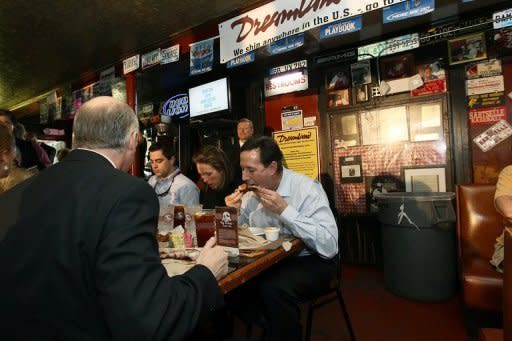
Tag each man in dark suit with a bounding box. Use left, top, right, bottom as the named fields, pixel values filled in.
left=0, top=96, right=228, bottom=340
left=228, top=118, right=254, bottom=183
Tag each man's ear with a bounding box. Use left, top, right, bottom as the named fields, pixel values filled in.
left=268, top=161, right=278, bottom=175
left=128, top=131, right=138, bottom=151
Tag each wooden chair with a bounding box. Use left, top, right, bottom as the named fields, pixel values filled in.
left=455, top=184, right=503, bottom=311
left=304, top=251, right=356, bottom=341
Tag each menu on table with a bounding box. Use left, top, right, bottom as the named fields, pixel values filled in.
left=215, top=206, right=239, bottom=256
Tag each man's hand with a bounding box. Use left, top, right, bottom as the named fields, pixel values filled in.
left=256, top=187, right=287, bottom=214
left=196, top=237, right=228, bottom=280
left=225, top=190, right=243, bottom=209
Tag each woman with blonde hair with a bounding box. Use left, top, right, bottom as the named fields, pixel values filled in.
left=0, top=122, right=33, bottom=194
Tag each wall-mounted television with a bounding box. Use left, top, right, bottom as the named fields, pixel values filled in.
left=188, top=77, right=230, bottom=120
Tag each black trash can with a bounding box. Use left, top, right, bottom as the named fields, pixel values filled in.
left=374, top=192, right=456, bottom=301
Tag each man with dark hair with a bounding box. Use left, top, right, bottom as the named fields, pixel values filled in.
left=0, top=97, right=228, bottom=340
left=148, top=141, right=199, bottom=207
left=226, top=135, right=339, bottom=340
left=0, top=109, right=44, bottom=170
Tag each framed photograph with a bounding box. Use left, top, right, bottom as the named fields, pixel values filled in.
left=408, top=101, right=443, bottom=142
left=403, top=166, right=446, bottom=192
left=340, top=155, right=363, bottom=183
left=380, top=53, right=415, bottom=80
left=354, top=85, right=369, bottom=103
left=448, top=32, right=487, bottom=65
left=331, top=113, right=360, bottom=147
left=325, top=69, right=351, bottom=90
left=350, top=61, right=371, bottom=86
left=327, top=89, right=350, bottom=109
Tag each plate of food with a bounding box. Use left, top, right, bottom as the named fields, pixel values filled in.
left=248, top=227, right=265, bottom=236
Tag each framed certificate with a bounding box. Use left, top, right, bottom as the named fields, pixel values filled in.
left=403, top=166, right=446, bottom=192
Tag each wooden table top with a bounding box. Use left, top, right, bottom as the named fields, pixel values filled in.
left=218, top=238, right=304, bottom=294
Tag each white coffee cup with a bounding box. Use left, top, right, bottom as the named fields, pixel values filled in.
left=264, top=227, right=280, bottom=241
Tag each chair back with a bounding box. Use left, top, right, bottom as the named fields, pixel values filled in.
left=456, top=184, right=502, bottom=262
left=504, top=228, right=512, bottom=341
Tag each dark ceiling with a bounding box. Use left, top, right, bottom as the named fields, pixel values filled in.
left=0, top=0, right=509, bottom=111
left=0, top=0, right=266, bottom=110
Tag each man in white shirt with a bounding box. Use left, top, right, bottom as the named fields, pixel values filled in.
left=225, top=136, right=338, bottom=340
left=147, top=142, right=199, bottom=207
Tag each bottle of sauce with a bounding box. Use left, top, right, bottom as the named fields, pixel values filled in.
left=173, top=205, right=186, bottom=229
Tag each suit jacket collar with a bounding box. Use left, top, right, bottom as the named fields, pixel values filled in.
left=65, top=149, right=116, bottom=169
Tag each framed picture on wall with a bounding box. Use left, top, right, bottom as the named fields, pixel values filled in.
left=403, top=166, right=446, bottom=192
left=354, top=85, right=369, bottom=103
left=380, top=53, right=415, bottom=80
left=448, top=32, right=487, bottom=65
left=331, top=113, right=360, bottom=147
left=340, top=156, right=363, bottom=183
left=350, top=61, right=371, bottom=86
left=325, top=69, right=351, bottom=90
left=327, top=89, right=350, bottom=109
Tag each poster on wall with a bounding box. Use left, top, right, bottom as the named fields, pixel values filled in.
left=466, top=75, right=505, bottom=96
left=469, top=107, right=506, bottom=125
left=340, top=155, right=363, bottom=183
left=468, top=92, right=505, bottom=108
left=465, top=59, right=502, bottom=79
left=272, top=127, right=320, bottom=180
left=189, top=38, right=214, bottom=75
left=473, top=120, right=512, bottom=152
left=281, top=110, right=303, bottom=130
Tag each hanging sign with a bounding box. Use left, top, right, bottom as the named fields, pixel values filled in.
left=218, top=0, right=407, bottom=63
left=493, top=8, right=512, bottom=29
left=190, top=38, right=214, bottom=75
left=314, top=48, right=357, bottom=66
left=358, top=33, right=419, bottom=60
left=382, top=0, right=434, bottom=24
left=264, top=70, right=308, bottom=97
left=162, top=93, right=189, bottom=120
left=469, top=107, right=506, bottom=125
left=320, top=16, right=362, bottom=40
left=123, top=55, right=140, bottom=74
left=268, top=33, right=304, bottom=55
left=142, top=49, right=161, bottom=70
left=226, top=51, right=255, bottom=68
left=272, top=127, right=320, bottom=181
left=161, top=44, right=180, bottom=64
left=269, top=59, right=307, bottom=75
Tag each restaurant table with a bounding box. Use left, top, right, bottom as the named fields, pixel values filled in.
left=218, top=237, right=304, bottom=294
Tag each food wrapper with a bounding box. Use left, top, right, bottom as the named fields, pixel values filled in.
left=170, top=232, right=185, bottom=249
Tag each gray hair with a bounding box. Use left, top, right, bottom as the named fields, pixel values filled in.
left=73, top=96, right=138, bottom=151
